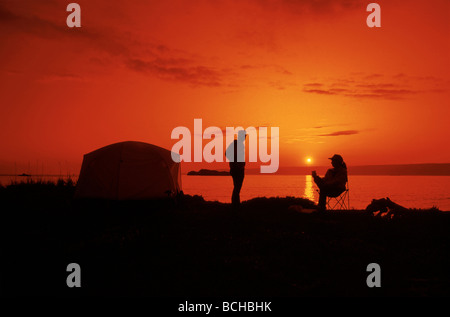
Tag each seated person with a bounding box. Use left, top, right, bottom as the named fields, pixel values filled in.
left=312, top=154, right=348, bottom=212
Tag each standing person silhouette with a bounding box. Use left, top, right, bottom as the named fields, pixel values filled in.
left=226, top=130, right=247, bottom=209
left=312, top=154, right=348, bottom=212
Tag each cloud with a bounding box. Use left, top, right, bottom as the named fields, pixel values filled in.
left=1, top=4, right=283, bottom=88
left=317, top=130, right=359, bottom=137
left=363, top=73, right=383, bottom=80
left=126, top=58, right=223, bottom=87
left=0, top=4, right=229, bottom=87
left=36, top=73, right=87, bottom=83
left=0, top=4, right=130, bottom=56
left=284, top=123, right=357, bottom=144
left=148, top=60, right=295, bottom=88
left=303, top=89, right=336, bottom=95
left=238, top=64, right=294, bottom=89
left=0, top=5, right=65, bottom=38
left=0, top=2, right=335, bottom=90
left=239, top=64, right=293, bottom=76
left=301, top=73, right=446, bottom=100
left=313, top=123, right=349, bottom=129
left=304, top=83, right=323, bottom=88
left=254, top=0, right=361, bottom=16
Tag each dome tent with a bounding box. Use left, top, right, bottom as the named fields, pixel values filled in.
left=75, top=141, right=181, bottom=200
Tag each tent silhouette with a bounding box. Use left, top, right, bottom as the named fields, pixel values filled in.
left=75, top=141, right=181, bottom=200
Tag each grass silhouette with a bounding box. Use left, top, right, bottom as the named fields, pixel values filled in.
left=1, top=180, right=449, bottom=297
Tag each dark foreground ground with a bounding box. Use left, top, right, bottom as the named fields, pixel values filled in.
left=1, top=181, right=449, bottom=297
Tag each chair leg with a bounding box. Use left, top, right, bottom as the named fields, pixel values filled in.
left=327, top=190, right=349, bottom=210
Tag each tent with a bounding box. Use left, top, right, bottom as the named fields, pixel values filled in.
left=75, top=141, right=182, bottom=200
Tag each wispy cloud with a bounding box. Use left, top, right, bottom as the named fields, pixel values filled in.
left=126, top=58, right=224, bottom=87
left=0, top=3, right=298, bottom=89
left=302, top=73, right=446, bottom=100
left=303, top=88, right=336, bottom=95
left=285, top=123, right=362, bottom=144
left=254, top=0, right=361, bottom=16
left=317, top=130, right=359, bottom=137
left=0, top=4, right=128, bottom=56
left=0, top=4, right=228, bottom=87
left=312, top=123, right=350, bottom=129
left=304, top=83, right=323, bottom=88
left=36, top=73, right=87, bottom=83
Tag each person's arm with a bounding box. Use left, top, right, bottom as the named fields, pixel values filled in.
left=225, top=142, right=234, bottom=162
left=312, top=170, right=321, bottom=182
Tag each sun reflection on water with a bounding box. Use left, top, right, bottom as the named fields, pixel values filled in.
left=303, top=174, right=316, bottom=202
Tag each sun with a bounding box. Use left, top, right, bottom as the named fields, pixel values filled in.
left=306, top=157, right=313, bottom=164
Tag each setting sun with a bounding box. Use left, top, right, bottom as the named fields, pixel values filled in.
left=0, top=0, right=448, bottom=299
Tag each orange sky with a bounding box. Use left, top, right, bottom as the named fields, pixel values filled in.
left=0, top=0, right=449, bottom=174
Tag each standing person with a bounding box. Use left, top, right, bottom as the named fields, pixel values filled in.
left=226, top=130, right=247, bottom=209
left=312, top=154, right=348, bottom=212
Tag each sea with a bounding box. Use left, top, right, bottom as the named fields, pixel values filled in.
left=1, top=174, right=449, bottom=211
left=182, top=175, right=450, bottom=211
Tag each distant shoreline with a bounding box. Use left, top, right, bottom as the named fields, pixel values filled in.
left=0, top=174, right=77, bottom=177
left=1, top=163, right=450, bottom=177
left=187, top=163, right=450, bottom=176
left=187, top=169, right=229, bottom=176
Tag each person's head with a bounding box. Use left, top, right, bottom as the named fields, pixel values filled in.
left=329, top=154, right=345, bottom=168
left=237, top=130, right=247, bottom=142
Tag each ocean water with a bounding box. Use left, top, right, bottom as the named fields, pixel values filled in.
left=1, top=174, right=449, bottom=211
left=182, top=175, right=450, bottom=211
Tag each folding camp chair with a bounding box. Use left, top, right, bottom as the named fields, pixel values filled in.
left=326, top=182, right=350, bottom=210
